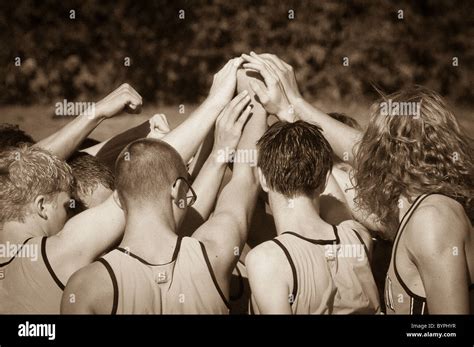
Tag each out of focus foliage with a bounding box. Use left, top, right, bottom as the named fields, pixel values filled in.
left=0, top=0, right=472, bottom=105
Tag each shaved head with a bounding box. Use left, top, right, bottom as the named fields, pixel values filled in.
left=115, top=138, right=187, bottom=210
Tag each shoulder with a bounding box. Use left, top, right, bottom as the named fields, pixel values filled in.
left=405, top=194, right=470, bottom=257
left=61, top=260, right=115, bottom=314
left=246, top=240, right=291, bottom=279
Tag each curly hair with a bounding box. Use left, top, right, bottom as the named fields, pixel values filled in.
left=0, top=145, right=74, bottom=223
left=354, top=86, right=473, bottom=238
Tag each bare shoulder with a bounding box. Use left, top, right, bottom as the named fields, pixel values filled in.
left=61, top=261, right=114, bottom=314
left=405, top=194, right=471, bottom=255
left=246, top=240, right=290, bottom=278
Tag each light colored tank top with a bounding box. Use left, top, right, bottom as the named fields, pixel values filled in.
left=256, top=220, right=380, bottom=314
left=0, top=237, right=65, bottom=313
left=99, top=236, right=230, bottom=314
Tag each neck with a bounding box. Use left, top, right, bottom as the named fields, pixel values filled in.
left=120, top=204, right=178, bottom=264
left=268, top=193, right=333, bottom=238
left=398, top=194, right=417, bottom=222
left=0, top=218, right=47, bottom=245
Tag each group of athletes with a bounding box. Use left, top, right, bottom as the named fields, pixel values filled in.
left=0, top=53, right=472, bottom=314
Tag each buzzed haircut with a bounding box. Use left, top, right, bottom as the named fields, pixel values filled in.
left=68, top=152, right=114, bottom=208
left=115, top=138, right=187, bottom=209
left=0, top=145, right=73, bottom=223
left=257, top=121, right=333, bottom=198
left=0, top=123, right=35, bottom=149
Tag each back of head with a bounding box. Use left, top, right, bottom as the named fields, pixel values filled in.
left=68, top=152, right=115, bottom=210
left=0, top=145, right=73, bottom=223
left=0, top=123, right=35, bottom=150
left=355, top=85, right=474, bottom=232
left=257, top=121, right=333, bottom=198
left=115, top=138, right=187, bottom=210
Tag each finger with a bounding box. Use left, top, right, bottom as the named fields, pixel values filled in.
left=250, top=51, right=280, bottom=80
left=260, top=53, right=286, bottom=71
left=250, top=80, right=271, bottom=106
left=235, top=104, right=253, bottom=131
left=240, top=60, right=277, bottom=88
left=215, top=107, right=227, bottom=125
left=227, top=95, right=251, bottom=125
left=126, top=85, right=143, bottom=103
left=152, top=113, right=170, bottom=132
left=228, top=90, right=249, bottom=110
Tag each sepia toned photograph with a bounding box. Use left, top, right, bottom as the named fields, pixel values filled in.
left=0, top=0, right=472, bottom=344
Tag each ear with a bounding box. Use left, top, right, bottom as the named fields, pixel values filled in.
left=258, top=167, right=270, bottom=193
left=34, top=195, right=49, bottom=220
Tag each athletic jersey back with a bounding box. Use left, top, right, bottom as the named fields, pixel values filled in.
left=0, top=237, right=64, bottom=313
left=258, top=220, right=380, bottom=314
left=385, top=193, right=474, bottom=314
left=99, top=236, right=230, bottom=314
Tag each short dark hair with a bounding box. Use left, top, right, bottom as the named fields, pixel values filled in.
left=0, top=123, right=35, bottom=149
left=68, top=152, right=114, bottom=208
left=115, top=138, right=187, bottom=209
left=257, top=121, right=333, bottom=198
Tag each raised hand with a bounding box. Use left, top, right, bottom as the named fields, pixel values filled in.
left=257, top=53, right=302, bottom=102
left=241, top=52, right=295, bottom=122
left=94, top=83, right=143, bottom=119
left=208, top=57, right=244, bottom=108
left=147, top=113, right=171, bottom=139
left=212, top=90, right=253, bottom=164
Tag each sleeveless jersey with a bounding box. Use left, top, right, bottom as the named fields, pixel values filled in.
left=254, top=220, right=380, bottom=314
left=99, top=236, right=230, bottom=314
left=0, top=237, right=64, bottom=313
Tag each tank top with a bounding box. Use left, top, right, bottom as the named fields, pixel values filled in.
left=255, top=220, right=380, bottom=314
left=99, top=236, right=230, bottom=314
left=0, top=237, right=65, bottom=313
left=385, top=193, right=474, bottom=314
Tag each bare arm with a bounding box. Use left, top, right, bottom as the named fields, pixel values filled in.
left=246, top=243, right=293, bottom=314
left=242, top=52, right=362, bottom=165
left=189, top=92, right=252, bottom=220
left=61, top=262, right=114, bottom=314
left=48, top=193, right=125, bottom=285
left=408, top=202, right=471, bottom=313
left=192, top=69, right=266, bottom=290
left=161, top=58, right=243, bottom=163
left=330, top=166, right=385, bottom=233
left=36, top=83, right=143, bottom=160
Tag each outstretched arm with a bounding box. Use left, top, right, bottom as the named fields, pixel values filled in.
left=47, top=193, right=125, bottom=286
left=161, top=58, right=243, bottom=163
left=242, top=52, right=362, bottom=165
left=189, top=91, right=252, bottom=220
left=36, top=83, right=143, bottom=160
left=193, top=69, right=267, bottom=293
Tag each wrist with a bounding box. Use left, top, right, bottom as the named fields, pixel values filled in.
left=210, top=146, right=235, bottom=167
left=204, top=95, right=228, bottom=111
